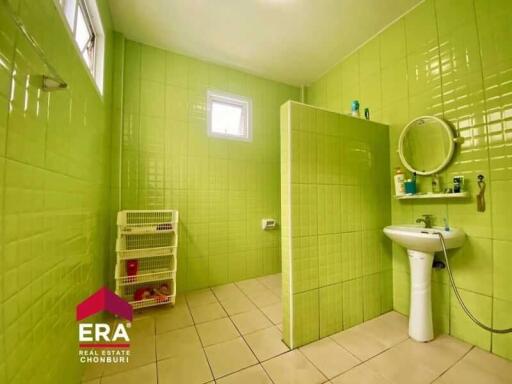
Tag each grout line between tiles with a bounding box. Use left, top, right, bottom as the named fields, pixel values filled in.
left=327, top=335, right=364, bottom=363
left=208, top=285, right=268, bottom=380
left=184, top=288, right=217, bottom=383
left=152, top=314, right=160, bottom=384
left=231, top=278, right=281, bottom=328
left=294, top=347, right=329, bottom=382
left=209, top=281, right=288, bottom=383
left=259, top=359, right=278, bottom=384
left=228, top=279, right=288, bottom=354
left=211, top=285, right=260, bottom=350
left=328, top=335, right=411, bottom=382
left=428, top=345, right=475, bottom=384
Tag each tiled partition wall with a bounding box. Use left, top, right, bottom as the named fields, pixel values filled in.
left=307, top=0, right=512, bottom=359
left=0, top=0, right=114, bottom=383
left=280, top=101, right=391, bottom=348
left=116, top=39, right=300, bottom=291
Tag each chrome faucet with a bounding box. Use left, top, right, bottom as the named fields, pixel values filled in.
left=416, top=214, right=434, bottom=228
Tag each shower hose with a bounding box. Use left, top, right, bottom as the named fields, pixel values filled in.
left=436, top=232, right=512, bottom=334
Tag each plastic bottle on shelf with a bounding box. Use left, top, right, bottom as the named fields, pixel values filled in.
left=394, top=167, right=405, bottom=196
left=351, top=100, right=360, bottom=118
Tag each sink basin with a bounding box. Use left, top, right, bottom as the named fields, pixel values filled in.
left=383, top=224, right=465, bottom=343
left=384, top=225, right=465, bottom=253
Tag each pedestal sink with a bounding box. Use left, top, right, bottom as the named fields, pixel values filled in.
left=383, top=225, right=465, bottom=342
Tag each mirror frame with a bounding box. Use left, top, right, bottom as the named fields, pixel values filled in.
left=398, top=116, right=456, bottom=176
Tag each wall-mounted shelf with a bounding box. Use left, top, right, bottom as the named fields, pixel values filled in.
left=395, top=192, right=469, bottom=200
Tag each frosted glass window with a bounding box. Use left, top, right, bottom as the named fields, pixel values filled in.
left=75, top=6, right=91, bottom=51
left=58, top=0, right=104, bottom=93
left=63, top=0, right=77, bottom=27
left=207, top=91, right=252, bottom=141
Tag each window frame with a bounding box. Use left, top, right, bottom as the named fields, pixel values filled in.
left=76, top=0, right=96, bottom=72
left=56, top=0, right=105, bottom=95
left=207, top=90, right=253, bottom=142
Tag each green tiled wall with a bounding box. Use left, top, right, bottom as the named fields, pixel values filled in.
left=307, top=0, right=512, bottom=359
left=281, top=101, right=391, bottom=348
left=0, top=0, right=114, bottom=383
left=116, top=39, right=300, bottom=292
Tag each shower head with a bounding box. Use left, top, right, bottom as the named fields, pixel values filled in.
left=42, top=75, right=67, bottom=91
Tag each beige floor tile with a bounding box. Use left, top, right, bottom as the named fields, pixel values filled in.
left=155, top=306, right=194, bottom=334
left=216, top=364, right=273, bottom=384
left=367, top=335, right=472, bottom=384
left=260, top=302, right=282, bottom=325
left=100, top=363, right=157, bottom=384
left=231, top=309, right=273, bottom=335
left=257, top=274, right=281, bottom=291
left=256, top=276, right=271, bottom=288
left=212, top=283, right=245, bottom=302
left=124, top=316, right=155, bottom=338
left=221, top=295, right=257, bottom=316
left=262, top=350, right=326, bottom=384
left=157, top=349, right=213, bottom=384
left=331, top=363, right=393, bottom=384
left=330, top=325, right=387, bottom=361
left=173, top=295, right=189, bottom=308
left=300, top=338, right=360, bottom=379
left=101, top=335, right=156, bottom=376
left=433, top=347, right=512, bottom=384
left=236, top=278, right=267, bottom=296
left=186, top=289, right=218, bottom=307
left=244, top=326, right=289, bottom=361
left=196, top=317, right=240, bottom=346
left=268, top=273, right=282, bottom=285
left=247, top=289, right=281, bottom=308
left=357, top=311, right=409, bottom=348
left=156, top=326, right=202, bottom=360
left=330, top=311, right=408, bottom=361
left=433, top=376, right=455, bottom=384
left=82, top=363, right=103, bottom=381
left=190, top=301, right=227, bottom=324
left=82, top=380, right=100, bottom=384
left=205, top=337, right=258, bottom=378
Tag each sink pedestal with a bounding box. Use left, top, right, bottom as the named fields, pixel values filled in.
left=383, top=225, right=465, bottom=342
left=408, top=250, right=434, bottom=342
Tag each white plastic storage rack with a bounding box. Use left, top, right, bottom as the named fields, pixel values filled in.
left=115, top=210, right=178, bottom=310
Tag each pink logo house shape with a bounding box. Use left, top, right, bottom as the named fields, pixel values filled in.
left=77, top=287, right=133, bottom=321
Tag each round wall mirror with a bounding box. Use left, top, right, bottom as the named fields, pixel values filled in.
left=398, top=116, right=458, bottom=176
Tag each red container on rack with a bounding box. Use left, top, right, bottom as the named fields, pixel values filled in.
left=126, top=259, right=138, bottom=282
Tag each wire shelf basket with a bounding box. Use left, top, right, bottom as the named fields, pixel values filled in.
left=129, top=295, right=176, bottom=310
left=120, top=232, right=177, bottom=249
left=117, top=210, right=178, bottom=235
left=116, top=234, right=177, bottom=254
left=118, top=279, right=176, bottom=309
left=115, top=256, right=176, bottom=286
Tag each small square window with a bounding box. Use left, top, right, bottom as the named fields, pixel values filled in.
left=207, top=90, right=252, bottom=141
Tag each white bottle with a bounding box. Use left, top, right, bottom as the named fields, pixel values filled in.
left=394, top=167, right=405, bottom=196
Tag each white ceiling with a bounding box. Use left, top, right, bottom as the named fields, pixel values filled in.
left=108, top=0, right=422, bottom=86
